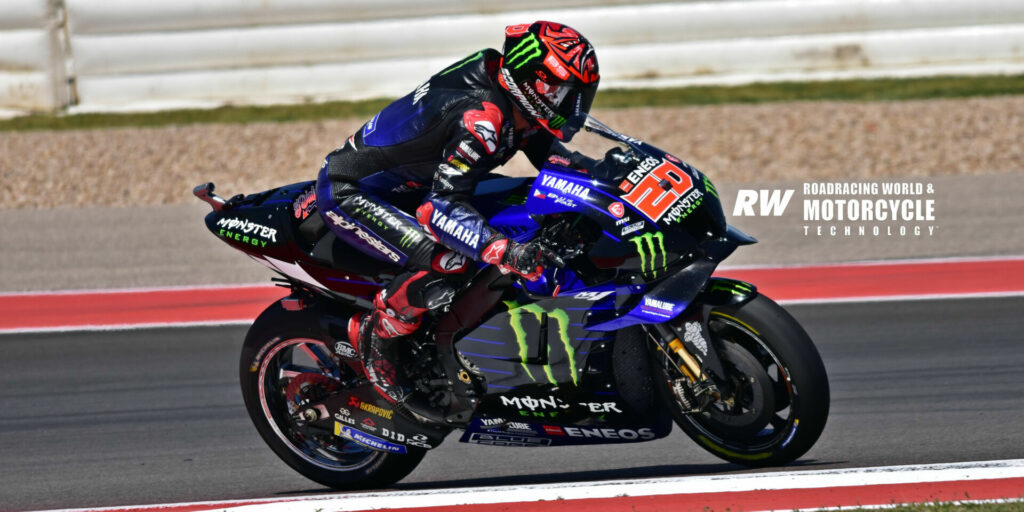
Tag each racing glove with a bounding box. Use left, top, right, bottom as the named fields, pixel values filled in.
left=480, top=235, right=545, bottom=281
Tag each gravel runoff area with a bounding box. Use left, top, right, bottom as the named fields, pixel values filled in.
left=2, top=95, right=1023, bottom=210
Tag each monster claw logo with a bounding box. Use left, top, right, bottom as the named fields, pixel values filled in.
left=503, top=302, right=578, bottom=386
left=441, top=50, right=484, bottom=76
left=399, top=230, right=422, bottom=249
left=710, top=280, right=754, bottom=296
left=506, top=33, right=542, bottom=69
left=703, top=176, right=719, bottom=199
left=549, top=115, right=567, bottom=129
left=629, top=232, right=666, bottom=277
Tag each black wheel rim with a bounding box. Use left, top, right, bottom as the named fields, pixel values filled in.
left=680, top=314, right=800, bottom=456
left=256, top=337, right=381, bottom=471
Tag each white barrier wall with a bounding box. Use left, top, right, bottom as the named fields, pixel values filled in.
left=0, top=0, right=62, bottom=111
left=3, top=0, right=1024, bottom=113
left=63, top=0, right=649, bottom=33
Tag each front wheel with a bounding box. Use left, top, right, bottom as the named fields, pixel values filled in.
left=656, top=294, right=830, bottom=467
left=239, top=302, right=425, bottom=489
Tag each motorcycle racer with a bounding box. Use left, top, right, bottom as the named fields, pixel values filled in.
left=314, top=21, right=601, bottom=407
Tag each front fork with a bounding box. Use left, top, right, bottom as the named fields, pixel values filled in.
left=654, top=321, right=708, bottom=383
left=646, top=277, right=758, bottom=413
left=648, top=314, right=723, bottom=413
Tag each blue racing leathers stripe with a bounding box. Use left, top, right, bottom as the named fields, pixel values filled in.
left=417, top=192, right=499, bottom=260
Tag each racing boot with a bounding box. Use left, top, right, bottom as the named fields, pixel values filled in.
left=359, top=311, right=414, bottom=404
left=358, top=310, right=448, bottom=424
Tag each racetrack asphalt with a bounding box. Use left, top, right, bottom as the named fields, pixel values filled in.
left=2, top=296, right=1023, bottom=511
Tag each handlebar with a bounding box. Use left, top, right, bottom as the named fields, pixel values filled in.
left=193, top=182, right=226, bottom=211
left=537, top=243, right=566, bottom=269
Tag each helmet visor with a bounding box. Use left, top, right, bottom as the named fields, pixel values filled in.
left=543, top=78, right=597, bottom=142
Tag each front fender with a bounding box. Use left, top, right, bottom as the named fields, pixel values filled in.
left=694, top=277, right=758, bottom=307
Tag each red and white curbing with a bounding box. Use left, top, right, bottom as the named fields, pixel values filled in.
left=2, top=256, right=1023, bottom=334
left=716, top=255, right=1024, bottom=305
left=36, top=459, right=1024, bottom=512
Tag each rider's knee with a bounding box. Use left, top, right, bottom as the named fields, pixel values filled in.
left=371, top=309, right=422, bottom=339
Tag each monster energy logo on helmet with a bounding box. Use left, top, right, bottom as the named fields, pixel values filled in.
left=503, top=302, right=578, bottom=386
left=549, top=115, right=567, bottom=129
left=506, top=33, right=542, bottom=69
left=629, top=232, right=666, bottom=278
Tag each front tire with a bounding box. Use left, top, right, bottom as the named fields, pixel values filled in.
left=657, top=294, right=830, bottom=467
left=239, top=302, right=425, bottom=489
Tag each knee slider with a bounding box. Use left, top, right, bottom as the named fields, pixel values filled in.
left=372, top=309, right=422, bottom=339
left=347, top=312, right=365, bottom=347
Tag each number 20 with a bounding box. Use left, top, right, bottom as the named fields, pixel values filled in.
left=621, top=160, right=693, bottom=221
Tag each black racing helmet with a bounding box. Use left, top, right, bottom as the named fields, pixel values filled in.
left=498, top=21, right=600, bottom=142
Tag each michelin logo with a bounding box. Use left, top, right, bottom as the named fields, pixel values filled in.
left=335, top=423, right=406, bottom=454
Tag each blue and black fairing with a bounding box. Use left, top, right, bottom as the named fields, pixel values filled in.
left=468, top=176, right=540, bottom=243
left=456, top=117, right=761, bottom=353
left=199, top=180, right=391, bottom=299
left=201, top=181, right=311, bottom=260
left=458, top=416, right=671, bottom=447
left=450, top=290, right=673, bottom=446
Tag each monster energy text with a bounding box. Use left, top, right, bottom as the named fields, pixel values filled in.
left=629, top=232, right=667, bottom=277
left=216, top=217, right=278, bottom=247
left=350, top=196, right=407, bottom=232
left=520, top=79, right=560, bottom=120
left=662, top=188, right=705, bottom=224
left=500, top=395, right=570, bottom=411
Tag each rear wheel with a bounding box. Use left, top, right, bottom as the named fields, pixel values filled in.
left=239, top=303, right=425, bottom=489
left=656, top=294, right=829, bottom=466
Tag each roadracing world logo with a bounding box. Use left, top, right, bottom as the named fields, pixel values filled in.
left=732, top=182, right=937, bottom=237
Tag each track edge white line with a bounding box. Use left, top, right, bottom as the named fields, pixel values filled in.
left=30, top=459, right=1024, bottom=512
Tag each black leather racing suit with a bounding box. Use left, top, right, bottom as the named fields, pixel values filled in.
left=314, top=49, right=586, bottom=343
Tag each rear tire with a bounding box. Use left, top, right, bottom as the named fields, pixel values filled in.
left=239, top=302, right=425, bottom=489
left=656, top=294, right=829, bottom=467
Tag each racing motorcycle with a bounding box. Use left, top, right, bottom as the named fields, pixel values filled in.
left=195, top=116, right=829, bottom=489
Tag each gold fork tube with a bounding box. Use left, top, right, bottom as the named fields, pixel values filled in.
left=668, top=338, right=703, bottom=382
